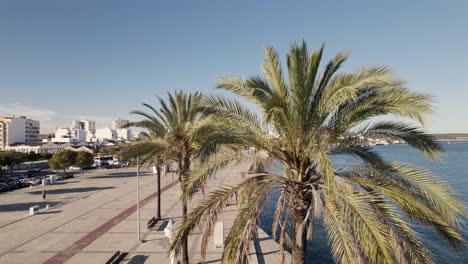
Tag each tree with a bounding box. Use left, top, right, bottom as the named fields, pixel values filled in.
left=0, top=150, right=26, bottom=176
left=170, top=41, right=464, bottom=263
left=75, top=152, right=94, bottom=176
left=26, top=151, right=40, bottom=162
left=131, top=91, right=217, bottom=264
left=49, top=150, right=77, bottom=174
left=99, top=146, right=120, bottom=156
left=39, top=153, right=53, bottom=160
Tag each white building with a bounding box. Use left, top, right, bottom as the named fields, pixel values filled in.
left=95, top=127, right=117, bottom=142
left=112, top=119, right=129, bottom=129
left=132, top=131, right=147, bottom=140
left=116, top=128, right=133, bottom=141
left=0, top=116, right=40, bottom=150
left=72, top=119, right=96, bottom=141
left=51, top=127, right=87, bottom=143
left=6, top=142, right=70, bottom=154
left=72, top=120, right=96, bottom=133
left=51, top=120, right=95, bottom=143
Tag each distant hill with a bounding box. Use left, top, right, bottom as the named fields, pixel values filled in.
left=431, top=134, right=468, bottom=141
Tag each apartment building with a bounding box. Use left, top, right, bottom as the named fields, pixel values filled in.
left=0, top=116, right=40, bottom=150
left=51, top=120, right=96, bottom=143
left=95, top=127, right=117, bottom=141
left=52, top=127, right=87, bottom=143
left=112, top=118, right=129, bottom=129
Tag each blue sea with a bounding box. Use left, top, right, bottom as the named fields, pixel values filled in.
left=258, top=142, right=468, bottom=263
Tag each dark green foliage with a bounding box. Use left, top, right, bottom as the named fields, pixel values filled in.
left=75, top=151, right=94, bottom=176
left=75, top=152, right=94, bottom=169
left=0, top=150, right=27, bottom=176
left=39, top=153, right=53, bottom=160
left=48, top=150, right=77, bottom=172
left=26, top=151, right=40, bottom=162
left=99, top=146, right=120, bottom=156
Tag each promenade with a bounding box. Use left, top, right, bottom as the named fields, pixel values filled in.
left=0, top=164, right=289, bottom=263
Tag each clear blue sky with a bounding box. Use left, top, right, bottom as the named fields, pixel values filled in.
left=0, top=0, right=467, bottom=133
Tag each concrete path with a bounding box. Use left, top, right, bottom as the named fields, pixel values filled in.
left=121, top=162, right=291, bottom=264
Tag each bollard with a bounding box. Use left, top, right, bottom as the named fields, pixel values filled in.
left=46, top=204, right=49, bottom=210
left=214, top=221, right=224, bottom=248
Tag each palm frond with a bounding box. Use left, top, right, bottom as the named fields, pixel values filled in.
left=332, top=188, right=393, bottom=264
left=169, top=174, right=274, bottom=258
left=182, top=150, right=251, bottom=202
left=223, top=178, right=276, bottom=263
left=344, top=165, right=464, bottom=251
left=355, top=121, right=443, bottom=160
left=323, top=196, right=355, bottom=264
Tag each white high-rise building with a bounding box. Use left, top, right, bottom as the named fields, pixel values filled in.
left=72, top=120, right=95, bottom=132
left=0, top=116, right=40, bottom=150
left=95, top=127, right=117, bottom=142
left=112, top=118, right=129, bottom=129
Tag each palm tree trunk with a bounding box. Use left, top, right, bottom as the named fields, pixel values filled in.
left=179, top=143, right=192, bottom=264
left=291, top=214, right=307, bottom=264
left=182, top=198, right=189, bottom=264
left=289, top=186, right=309, bottom=264
left=156, top=165, right=161, bottom=219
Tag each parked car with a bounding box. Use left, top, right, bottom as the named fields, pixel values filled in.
left=19, top=178, right=40, bottom=185
left=102, top=163, right=114, bottom=169
left=0, top=183, right=10, bottom=192
left=6, top=181, right=20, bottom=190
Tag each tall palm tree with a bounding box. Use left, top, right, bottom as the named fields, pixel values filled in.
left=170, top=41, right=464, bottom=264
left=130, top=91, right=217, bottom=264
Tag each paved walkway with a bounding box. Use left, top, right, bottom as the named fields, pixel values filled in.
left=0, top=164, right=289, bottom=264
left=120, top=162, right=290, bottom=264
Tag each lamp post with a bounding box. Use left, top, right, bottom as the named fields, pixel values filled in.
left=136, top=154, right=141, bottom=242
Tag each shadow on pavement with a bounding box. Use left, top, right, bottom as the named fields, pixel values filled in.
left=128, top=255, right=149, bottom=264
left=53, top=181, right=80, bottom=185
left=27, top=187, right=114, bottom=195
left=90, top=172, right=152, bottom=179
left=0, top=201, right=61, bottom=212
left=39, top=210, right=62, bottom=215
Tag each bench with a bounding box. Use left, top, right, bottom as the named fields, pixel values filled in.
left=105, top=251, right=128, bottom=264
left=29, top=205, right=40, bottom=216
left=105, top=251, right=120, bottom=264
left=147, top=216, right=158, bottom=229
left=114, top=252, right=128, bottom=263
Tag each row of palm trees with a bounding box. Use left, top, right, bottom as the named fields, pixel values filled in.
left=121, top=41, right=464, bottom=264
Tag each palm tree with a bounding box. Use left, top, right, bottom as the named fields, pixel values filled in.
left=170, top=41, right=464, bottom=263
left=130, top=91, right=217, bottom=264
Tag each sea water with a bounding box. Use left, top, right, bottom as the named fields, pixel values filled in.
left=258, top=143, right=468, bottom=263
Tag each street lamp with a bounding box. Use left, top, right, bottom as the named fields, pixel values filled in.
left=136, top=154, right=141, bottom=242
